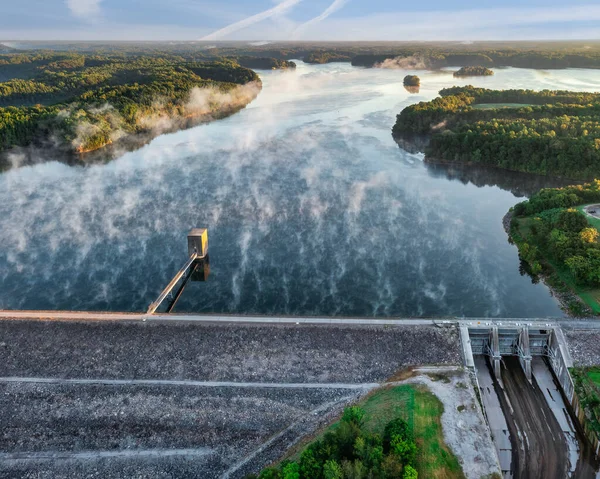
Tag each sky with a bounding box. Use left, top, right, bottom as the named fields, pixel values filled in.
left=2, top=0, right=600, bottom=41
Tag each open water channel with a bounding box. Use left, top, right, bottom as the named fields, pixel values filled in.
left=2, top=62, right=600, bottom=315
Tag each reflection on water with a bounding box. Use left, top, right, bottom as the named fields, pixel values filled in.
left=424, top=163, right=576, bottom=199
left=2, top=63, right=599, bottom=316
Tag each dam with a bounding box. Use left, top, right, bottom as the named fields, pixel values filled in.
left=0, top=313, right=599, bottom=478
left=464, top=325, right=600, bottom=478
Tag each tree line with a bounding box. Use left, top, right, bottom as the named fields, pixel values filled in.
left=393, top=86, right=600, bottom=180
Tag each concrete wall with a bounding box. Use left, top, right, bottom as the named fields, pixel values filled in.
left=548, top=329, right=600, bottom=459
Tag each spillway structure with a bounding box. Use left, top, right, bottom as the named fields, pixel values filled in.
left=462, top=324, right=599, bottom=479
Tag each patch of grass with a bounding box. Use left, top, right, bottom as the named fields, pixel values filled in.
left=361, top=385, right=465, bottom=479
left=472, top=103, right=532, bottom=110
left=587, top=368, right=600, bottom=387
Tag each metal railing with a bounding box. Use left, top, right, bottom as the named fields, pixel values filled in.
left=147, top=251, right=198, bottom=315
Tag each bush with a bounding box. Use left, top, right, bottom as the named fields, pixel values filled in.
left=342, top=406, right=365, bottom=427
left=383, top=418, right=413, bottom=451
left=403, top=464, right=419, bottom=479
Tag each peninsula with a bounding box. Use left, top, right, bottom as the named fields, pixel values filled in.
left=392, top=86, right=600, bottom=180
left=0, top=53, right=261, bottom=169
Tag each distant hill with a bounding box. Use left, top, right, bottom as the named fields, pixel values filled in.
left=0, top=44, right=16, bottom=53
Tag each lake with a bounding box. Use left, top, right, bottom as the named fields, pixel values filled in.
left=2, top=62, right=600, bottom=316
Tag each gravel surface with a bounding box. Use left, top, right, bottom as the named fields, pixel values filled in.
left=406, top=371, right=501, bottom=479
left=565, top=330, right=600, bottom=366
left=0, top=382, right=356, bottom=478
left=0, top=320, right=461, bottom=478
left=0, top=321, right=461, bottom=382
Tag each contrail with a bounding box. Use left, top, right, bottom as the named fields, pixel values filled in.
left=199, top=0, right=303, bottom=41
left=293, top=0, right=348, bottom=37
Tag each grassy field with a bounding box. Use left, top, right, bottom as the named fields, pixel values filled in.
left=513, top=216, right=600, bottom=314
left=472, top=103, right=533, bottom=110
left=361, top=385, right=465, bottom=479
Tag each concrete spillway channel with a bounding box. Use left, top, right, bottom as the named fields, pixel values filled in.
left=462, top=326, right=599, bottom=479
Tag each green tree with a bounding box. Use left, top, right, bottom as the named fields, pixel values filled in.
left=342, top=406, right=365, bottom=427
left=341, top=459, right=365, bottom=479
left=565, top=255, right=591, bottom=283
left=383, top=418, right=413, bottom=452
left=323, top=460, right=343, bottom=479
left=403, top=464, right=418, bottom=479
left=354, top=433, right=384, bottom=470
left=299, top=444, right=322, bottom=478
left=258, top=467, right=281, bottom=479
left=390, top=434, right=417, bottom=466
left=281, top=461, right=300, bottom=479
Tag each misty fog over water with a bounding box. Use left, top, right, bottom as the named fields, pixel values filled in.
left=2, top=62, right=600, bottom=316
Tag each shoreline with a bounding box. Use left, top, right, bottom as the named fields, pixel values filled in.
left=0, top=82, right=262, bottom=171
left=424, top=156, right=589, bottom=182
left=393, top=131, right=591, bottom=182
left=502, top=210, right=593, bottom=318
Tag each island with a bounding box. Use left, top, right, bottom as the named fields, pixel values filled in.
left=392, top=86, right=600, bottom=180
left=0, top=53, right=261, bottom=169
left=508, top=180, right=600, bottom=316
left=453, top=66, right=494, bottom=77
left=403, top=75, right=420, bottom=86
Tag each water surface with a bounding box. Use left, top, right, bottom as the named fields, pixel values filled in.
left=2, top=63, right=599, bottom=316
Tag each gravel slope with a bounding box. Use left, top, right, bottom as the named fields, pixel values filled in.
left=0, top=320, right=461, bottom=478
left=0, top=321, right=461, bottom=382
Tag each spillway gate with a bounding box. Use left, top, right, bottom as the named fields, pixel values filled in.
left=467, top=326, right=554, bottom=383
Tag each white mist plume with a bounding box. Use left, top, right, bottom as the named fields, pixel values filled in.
left=65, top=0, right=102, bottom=18
left=200, top=0, right=302, bottom=40
left=375, top=55, right=429, bottom=70
left=293, top=0, right=348, bottom=38
left=137, top=82, right=261, bottom=133
left=0, top=63, right=571, bottom=317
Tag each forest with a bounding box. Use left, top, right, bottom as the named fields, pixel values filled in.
left=0, top=51, right=260, bottom=168
left=6, top=41, right=600, bottom=70
left=393, top=86, right=600, bottom=180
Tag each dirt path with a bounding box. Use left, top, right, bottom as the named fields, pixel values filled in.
left=498, top=357, right=569, bottom=479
